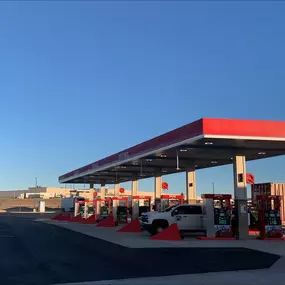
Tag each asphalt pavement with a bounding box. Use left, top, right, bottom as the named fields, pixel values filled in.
left=0, top=214, right=280, bottom=285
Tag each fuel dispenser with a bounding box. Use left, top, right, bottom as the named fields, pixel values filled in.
left=74, top=197, right=85, bottom=217
left=89, top=197, right=112, bottom=220
left=202, top=194, right=232, bottom=238
left=160, top=194, right=184, bottom=211
left=256, top=194, right=283, bottom=239
left=81, top=198, right=113, bottom=221
left=99, top=198, right=112, bottom=218
left=132, top=195, right=152, bottom=219
left=113, top=197, right=129, bottom=224
left=83, top=200, right=96, bottom=219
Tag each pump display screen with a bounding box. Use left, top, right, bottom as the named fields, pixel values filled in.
left=214, top=208, right=231, bottom=225
left=117, top=206, right=127, bottom=222
left=101, top=206, right=108, bottom=215
left=265, top=210, right=281, bottom=226
left=219, top=219, right=227, bottom=225
left=265, top=212, right=282, bottom=234
left=79, top=205, right=85, bottom=214
left=88, top=207, right=94, bottom=215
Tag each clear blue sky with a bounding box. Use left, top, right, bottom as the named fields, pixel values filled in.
left=0, top=1, right=285, bottom=194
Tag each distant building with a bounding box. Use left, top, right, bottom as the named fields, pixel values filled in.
left=0, top=189, right=42, bottom=199
left=28, top=187, right=72, bottom=198
left=13, top=186, right=202, bottom=203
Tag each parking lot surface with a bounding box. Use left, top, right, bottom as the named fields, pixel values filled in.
left=0, top=214, right=280, bottom=285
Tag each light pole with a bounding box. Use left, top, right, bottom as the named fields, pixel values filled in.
left=35, top=177, right=38, bottom=188
left=212, top=182, right=215, bottom=195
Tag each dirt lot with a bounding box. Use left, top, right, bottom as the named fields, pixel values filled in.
left=0, top=198, right=61, bottom=211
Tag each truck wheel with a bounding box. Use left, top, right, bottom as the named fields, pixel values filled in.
left=156, top=225, right=165, bottom=233
left=152, top=220, right=169, bottom=235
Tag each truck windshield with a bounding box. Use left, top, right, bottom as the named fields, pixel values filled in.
left=162, top=205, right=177, bottom=212
left=76, top=197, right=85, bottom=202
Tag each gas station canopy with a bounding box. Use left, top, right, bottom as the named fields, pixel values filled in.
left=59, top=118, right=285, bottom=185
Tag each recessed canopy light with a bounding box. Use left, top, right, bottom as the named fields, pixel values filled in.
left=258, top=152, right=266, bottom=155
left=211, top=161, right=218, bottom=164
left=160, top=153, right=167, bottom=158
left=132, top=161, right=139, bottom=165
left=162, top=170, right=168, bottom=173
left=146, top=159, right=153, bottom=162
left=195, top=165, right=198, bottom=168
left=230, top=157, right=233, bottom=160
left=205, top=142, right=213, bottom=145
left=117, top=166, right=127, bottom=169
left=180, top=149, right=188, bottom=152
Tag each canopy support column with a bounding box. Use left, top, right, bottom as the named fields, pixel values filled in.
left=113, top=183, right=120, bottom=222
left=154, top=175, right=162, bottom=211
left=186, top=169, right=196, bottom=203
left=233, top=155, right=248, bottom=240
left=131, top=180, right=139, bottom=220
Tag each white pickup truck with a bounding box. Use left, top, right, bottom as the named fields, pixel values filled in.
left=141, top=204, right=205, bottom=235
left=61, top=196, right=85, bottom=212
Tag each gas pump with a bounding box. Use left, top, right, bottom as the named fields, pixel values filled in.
left=132, top=195, right=152, bottom=219
left=202, top=194, right=232, bottom=238
left=74, top=197, right=85, bottom=217
left=83, top=199, right=96, bottom=219
left=80, top=198, right=112, bottom=222
left=160, top=194, right=184, bottom=211
left=94, top=198, right=112, bottom=219
left=256, top=195, right=283, bottom=239
left=113, top=197, right=129, bottom=224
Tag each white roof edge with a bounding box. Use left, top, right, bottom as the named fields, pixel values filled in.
left=204, top=134, right=285, bottom=141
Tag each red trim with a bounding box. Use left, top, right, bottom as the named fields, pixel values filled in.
left=201, top=194, right=232, bottom=199
left=133, top=195, right=152, bottom=199
left=161, top=194, right=184, bottom=200
left=203, top=118, right=285, bottom=138
left=60, top=118, right=285, bottom=181
left=93, top=198, right=112, bottom=202
left=249, top=227, right=260, bottom=236
left=256, top=194, right=281, bottom=200
left=113, top=196, right=128, bottom=201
